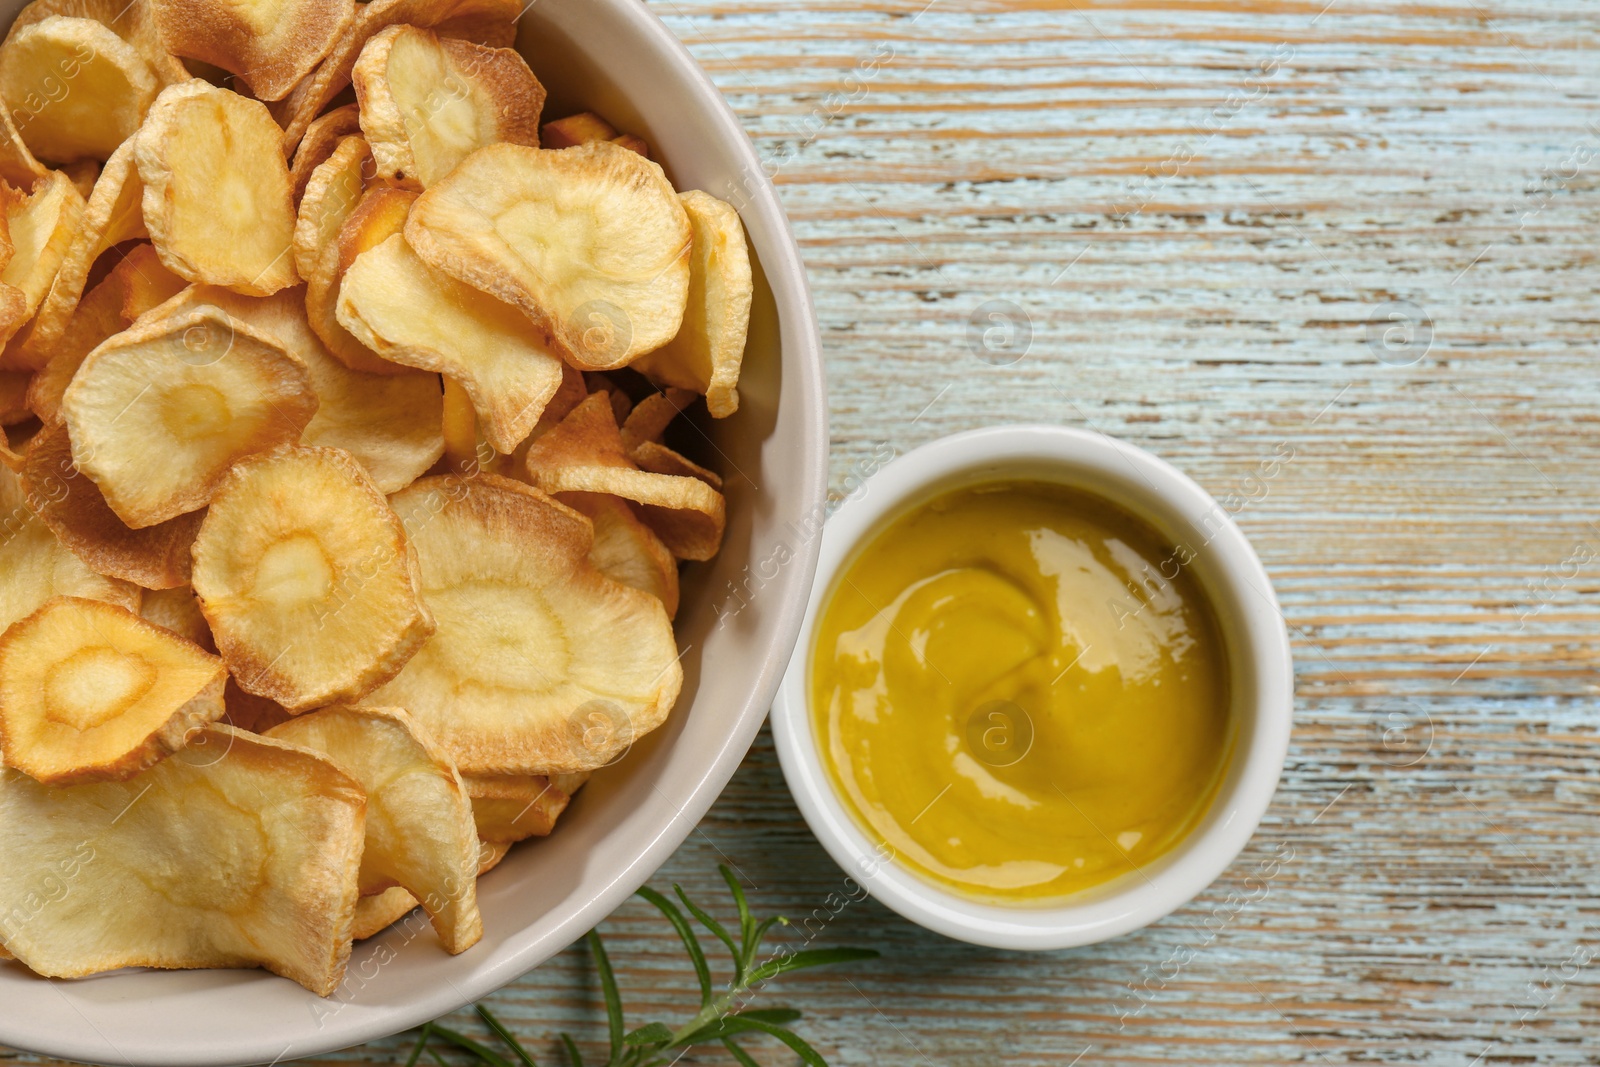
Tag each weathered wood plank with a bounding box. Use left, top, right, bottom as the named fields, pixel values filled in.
left=8, top=0, right=1600, bottom=1063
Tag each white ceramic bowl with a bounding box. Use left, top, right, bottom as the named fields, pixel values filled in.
left=772, top=426, right=1293, bottom=950
left=0, top=3, right=826, bottom=1064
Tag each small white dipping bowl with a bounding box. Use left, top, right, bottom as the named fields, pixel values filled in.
left=771, top=425, right=1294, bottom=950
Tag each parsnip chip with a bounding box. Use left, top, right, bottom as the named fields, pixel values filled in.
left=352, top=887, right=418, bottom=941
left=139, top=584, right=212, bottom=649
left=338, top=232, right=564, bottom=453
left=0, top=596, right=227, bottom=784
left=366, top=474, right=681, bottom=774
left=0, top=103, right=46, bottom=189
left=584, top=372, right=632, bottom=424
left=28, top=244, right=184, bottom=421
left=631, top=191, right=751, bottom=418
left=293, top=134, right=369, bottom=288
left=609, top=134, right=650, bottom=159
left=463, top=772, right=570, bottom=843
left=440, top=375, right=479, bottom=473
left=0, top=459, right=139, bottom=632
left=540, top=112, right=649, bottom=160
left=2, top=0, right=188, bottom=88
left=273, top=0, right=522, bottom=154
left=192, top=445, right=434, bottom=712
left=295, top=137, right=411, bottom=377
left=157, top=284, right=444, bottom=493
left=406, top=142, right=691, bottom=370
left=21, top=422, right=205, bottom=588
left=135, top=81, right=297, bottom=296
left=267, top=705, right=481, bottom=954
left=562, top=491, right=679, bottom=618
left=116, top=239, right=186, bottom=318
left=151, top=0, right=354, bottom=102
left=353, top=25, right=544, bottom=190
left=524, top=392, right=725, bottom=561
left=633, top=440, right=723, bottom=489
left=619, top=386, right=695, bottom=452
left=0, top=170, right=84, bottom=350
left=353, top=838, right=506, bottom=941
left=61, top=305, right=318, bottom=527
left=550, top=770, right=590, bottom=797
left=9, top=139, right=146, bottom=369
left=540, top=111, right=615, bottom=148
left=289, top=103, right=361, bottom=203
left=0, top=724, right=365, bottom=995
left=335, top=184, right=415, bottom=274
left=0, top=16, right=158, bottom=164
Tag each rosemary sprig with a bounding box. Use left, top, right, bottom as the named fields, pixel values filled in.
left=404, top=865, right=876, bottom=1066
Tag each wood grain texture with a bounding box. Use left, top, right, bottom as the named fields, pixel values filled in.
left=9, top=0, right=1600, bottom=1064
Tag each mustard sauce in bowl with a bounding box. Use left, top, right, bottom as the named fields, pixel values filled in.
left=810, top=481, right=1232, bottom=904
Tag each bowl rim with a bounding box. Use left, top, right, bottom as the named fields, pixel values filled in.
left=0, top=1, right=828, bottom=1063
left=770, top=424, right=1293, bottom=950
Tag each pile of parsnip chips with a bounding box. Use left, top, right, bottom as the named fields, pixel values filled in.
left=0, top=0, right=752, bottom=996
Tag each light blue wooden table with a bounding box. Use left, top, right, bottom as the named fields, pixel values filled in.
left=11, top=0, right=1600, bottom=1063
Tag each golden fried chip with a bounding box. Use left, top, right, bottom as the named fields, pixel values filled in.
left=0, top=723, right=365, bottom=995
left=267, top=705, right=481, bottom=954
left=561, top=491, right=678, bottom=618
left=135, top=81, right=297, bottom=296
left=157, top=284, right=444, bottom=493
left=289, top=103, right=361, bottom=203
left=0, top=596, right=227, bottom=784
left=584, top=372, right=632, bottom=424
left=539, top=112, right=649, bottom=161
left=462, top=772, right=570, bottom=843
left=274, top=0, right=522, bottom=154
left=353, top=838, right=506, bottom=941
left=353, top=25, right=544, bottom=190
left=293, top=134, right=369, bottom=288
left=335, top=184, right=415, bottom=274
left=192, top=445, right=434, bottom=712
left=151, top=0, right=354, bottom=102
left=2, top=0, right=188, bottom=87
left=407, top=142, right=690, bottom=370
left=27, top=244, right=184, bottom=421
left=524, top=392, right=725, bottom=560
left=609, top=134, right=650, bottom=159
left=0, top=16, right=158, bottom=164
left=630, top=191, right=751, bottom=418
left=295, top=137, right=412, bottom=377
left=0, top=103, right=46, bottom=190
left=550, top=770, right=590, bottom=796
left=21, top=418, right=205, bottom=589
left=0, top=458, right=139, bottom=631
left=8, top=139, right=146, bottom=368
left=352, top=887, right=417, bottom=941
left=540, top=111, right=615, bottom=148
left=338, top=232, right=564, bottom=453
left=632, top=440, right=723, bottom=489
left=116, top=240, right=187, bottom=318
left=61, top=305, right=318, bottom=527
left=440, top=375, right=478, bottom=472
left=619, top=386, right=694, bottom=452
left=0, top=170, right=84, bottom=350
left=366, top=474, right=681, bottom=774
left=139, top=584, right=211, bottom=649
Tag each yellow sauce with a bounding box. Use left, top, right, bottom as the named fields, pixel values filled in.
left=811, top=482, right=1232, bottom=903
